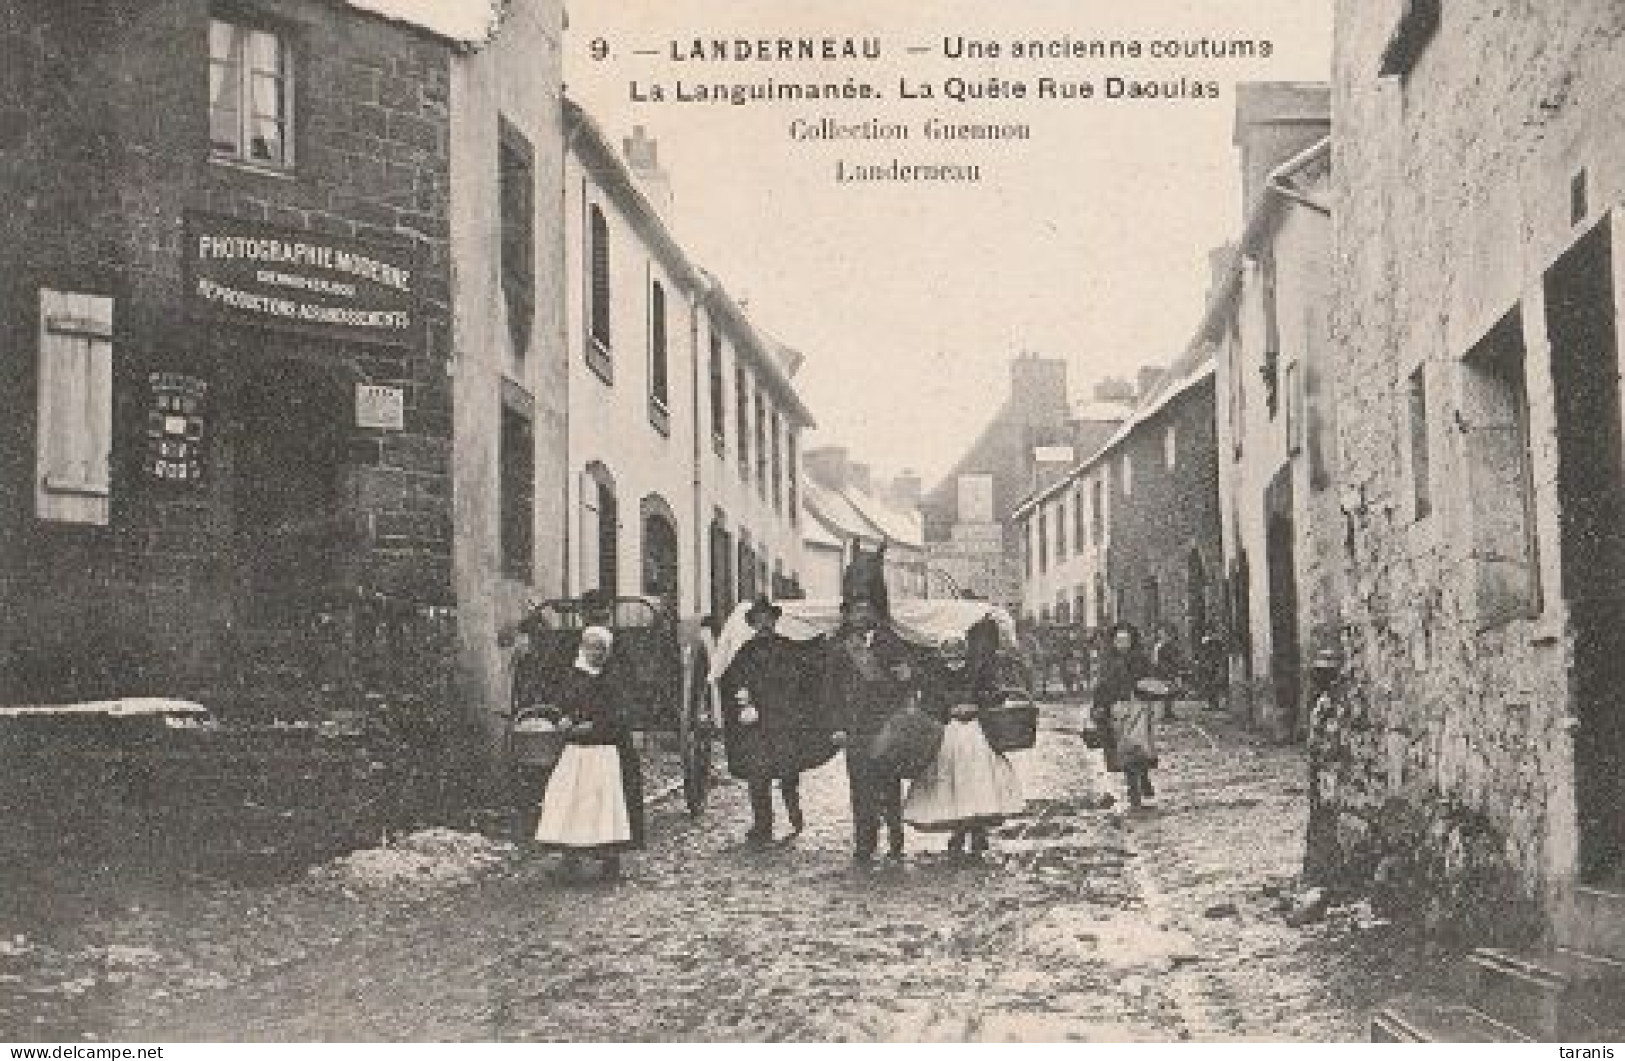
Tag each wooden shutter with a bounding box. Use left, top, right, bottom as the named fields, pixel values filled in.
left=36, top=289, right=113, bottom=525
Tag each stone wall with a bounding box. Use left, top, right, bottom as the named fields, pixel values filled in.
left=0, top=0, right=456, bottom=708
left=1309, top=0, right=1625, bottom=941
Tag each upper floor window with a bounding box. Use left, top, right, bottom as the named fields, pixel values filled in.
left=708, top=327, right=725, bottom=453
left=1054, top=498, right=1067, bottom=561
left=770, top=410, right=783, bottom=512
left=209, top=16, right=292, bottom=169
left=1408, top=365, right=1432, bottom=520
left=1121, top=451, right=1134, bottom=497
left=648, top=279, right=669, bottom=431
left=1090, top=477, right=1104, bottom=542
left=754, top=391, right=767, bottom=496
left=498, top=119, right=534, bottom=356
left=736, top=366, right=751, bottom=481
left=1164, top=424, right=1178, bottom=469
left=587, top=204, right=611, bottom=379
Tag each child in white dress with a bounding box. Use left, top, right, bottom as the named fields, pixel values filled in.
left=904, top=632, right=1024, bottom=856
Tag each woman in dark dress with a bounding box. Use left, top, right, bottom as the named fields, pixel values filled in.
left=1092, top=621, right=1157, bottom=808
left=534, top=626, right=645, bottom=879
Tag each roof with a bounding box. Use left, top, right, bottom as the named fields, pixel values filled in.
left=339, top=0, right=503, bottom=46
left=1012, top=357, right=1216, bottom=519
left=1010, top=133, right=1331, bottom=522
left=843, top=486, right=924, bottom=550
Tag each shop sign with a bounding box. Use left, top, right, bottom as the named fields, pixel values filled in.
left=185, top=214, right=420, bottom=347
left=356, top=384, right=406, bottom=431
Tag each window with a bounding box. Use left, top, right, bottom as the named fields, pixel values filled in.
left=709, top=513, right=734, bottom=617
left=1074, top=485, right=1087, bottom=549
left=499, top=397, right=534, bottom=581
left=641, top=495, right=679, bottom=604
left=648, top=279, right=669, bottom=431
left=581, top=463, right=617, bottom=593
left=1121, top=452, right=1134, bottom=497
left=709, top=328, right=725, bottom=453
left=754, top=391, right=767, bottom=497
left=737, top=534, right=756, bottom=600
left=35, top=289, right=113, bottom=525
left=1284, top=362, right=1302, bottom=456
left=771, top=411, right=783, bottom=512
left=1261, top=249, right=1281, bottom=418
left=209, top=16, right=292, bottom=168
left=787, top=430, right=799, bottom=523
left=1024, top=520, right=1035, bottom=578
left=1143, top=576, right=1161, bottom=630
left=498, top=119, right=534, bottom=356
left=1464, top=309, right=1543, bottom=626
left=1091, top=477, right=1104, bottom=543
left=1408, top=365, right=1432, bottom=520
left=1054, top=498, right=1068, bottom=561
left=1037, top=510, right=1049, bottom=572
left=587, top=204, right=611, bottom=378
left=1164, top=424, right=1178, bottom=469
left=736, top=367, right=750, bottom=481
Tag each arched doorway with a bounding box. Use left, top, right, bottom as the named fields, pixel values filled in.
left=640, top=493, right=679, bottom=611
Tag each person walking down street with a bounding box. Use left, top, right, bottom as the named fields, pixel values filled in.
left=533, top=626, right=645, bottom=880
left=721, top=597, right=836, bottom=846
left=1195, top=630, right=1228, bottom=713
left=824, top=597, right=916, bottom=865
left=1151, top=625, right=1184, bottom=722
left=903, top=622, right=1024, bottom=858
left=1093, top=622, right=1156, bottom=808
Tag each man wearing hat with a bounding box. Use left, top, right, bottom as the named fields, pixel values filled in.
left=721, top=596, right=833, bottom=845
left=823, top=595, right=916, bottom=863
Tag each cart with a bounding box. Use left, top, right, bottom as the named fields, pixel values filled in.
left=507, top=595, right=719, bottom=816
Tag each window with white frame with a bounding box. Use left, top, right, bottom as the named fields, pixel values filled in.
left=35, top=289, right=114, bottom=525
left=209, top=15, right=292, bottom=168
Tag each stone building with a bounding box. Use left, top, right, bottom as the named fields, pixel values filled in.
left=1016, top=357, right=1221, bottom=648
left=1313, top=0, right=1625, bottom=944
left=921, top=354, right=1122, bottom=609
left=562, top=104, right=814, bottom=625
left=0, top=1, right=534, bottom=731
left=801, top=446, right=926, bottom=601
left=1206, top=83, right=1337, bottom=739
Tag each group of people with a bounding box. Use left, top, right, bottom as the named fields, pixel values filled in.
left=1029, top=621, right=1228, bottom=719
left=527, top=587, right=1029, bottom=879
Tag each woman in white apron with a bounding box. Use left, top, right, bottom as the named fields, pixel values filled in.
left=535, top=626, right=636, bottom=879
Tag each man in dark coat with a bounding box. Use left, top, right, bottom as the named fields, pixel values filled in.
left=721, top=597, right=834, bottom=845
left=824, top=597, right=916, bottom=863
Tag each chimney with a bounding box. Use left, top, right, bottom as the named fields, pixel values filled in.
left=802, top=445, right=848, bottom=491
left=622, top=125, right=674, bottom=219
left=890, top=470, right=922, bottom=509
left=1010, top=354, right=1069, bottom=428
left=1232, top=82, right=1330, bottom=215
left=848, top=462, right=873, bottom=496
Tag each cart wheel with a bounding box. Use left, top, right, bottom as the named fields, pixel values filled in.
left=679, top=644, right=713, bottom=816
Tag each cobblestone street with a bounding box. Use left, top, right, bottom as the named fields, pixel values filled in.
left=2, top=706, right=1437, bottom=1042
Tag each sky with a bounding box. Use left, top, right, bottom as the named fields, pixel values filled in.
left=563, top=1, right=1333, bottom=488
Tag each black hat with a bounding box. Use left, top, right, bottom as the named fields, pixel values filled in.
left=745, top=596, right=782, bottom=623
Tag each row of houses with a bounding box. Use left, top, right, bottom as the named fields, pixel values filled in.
left=1015, top=6, right=1625, bottom=952
left=0, top=1, right=924, bottom=755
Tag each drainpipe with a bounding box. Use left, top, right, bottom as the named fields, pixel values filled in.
left=690, top=288, right=705, bottom=617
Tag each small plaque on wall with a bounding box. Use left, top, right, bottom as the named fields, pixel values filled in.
left=356, top=384, right=405, bottom=431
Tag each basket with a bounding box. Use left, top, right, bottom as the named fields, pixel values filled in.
left=510, top=717, right=567, bottom=770
left=979, top=700, right=1039, bottom=753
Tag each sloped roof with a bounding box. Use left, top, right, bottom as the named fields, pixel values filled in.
left=843, top=487, right=924, bottom=550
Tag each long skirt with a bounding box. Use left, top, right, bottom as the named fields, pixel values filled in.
left=904, top=720, right=1024, bottom=831
left=535, top=744, right=632, bottom=851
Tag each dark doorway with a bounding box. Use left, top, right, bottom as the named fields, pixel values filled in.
left=1188, top=548, right=1209, bottom=644
left=1546, top=219, right=1625, bottom=883
left=709, top=517, right=734, bottom=619
left=641, top=497, right=679, bottom=612
left=1265, top=469, right=1301, bottom=738
left=228, top=359, right=350, bottom=627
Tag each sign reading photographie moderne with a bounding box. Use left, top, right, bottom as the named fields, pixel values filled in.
left=184, top=215, right=420, bottom=347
